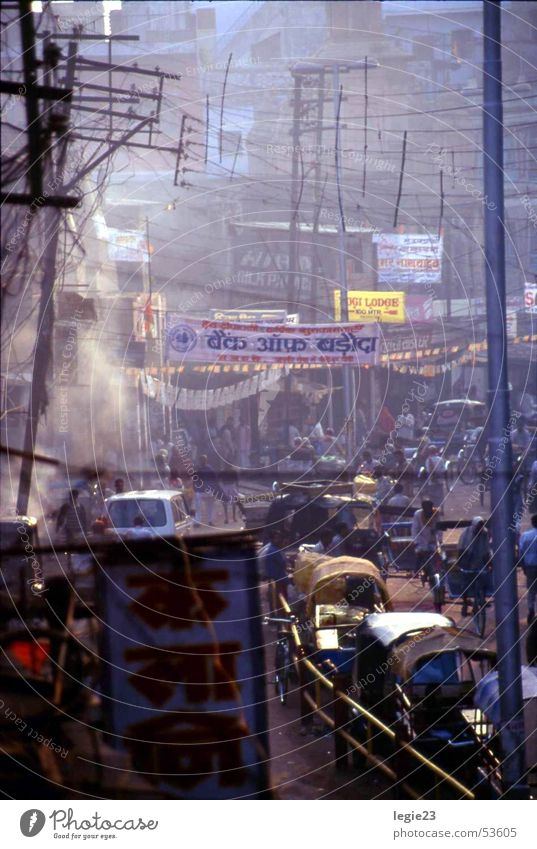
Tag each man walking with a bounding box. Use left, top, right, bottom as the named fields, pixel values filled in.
left=520, top=514, right=537, bottom=624
left=412, top=498, right=442, bottom=581
left=457, top=516, right=492, bottom=619
left=193, top=454, right=219, bottom=527
left=262, top=529, right=288, bottom=611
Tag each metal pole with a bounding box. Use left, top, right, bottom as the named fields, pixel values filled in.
left=332, top=65, right=353, bottom=463
left=483, top=0, right=527, bottom=797
left=285, top=75, right=302, bottom=447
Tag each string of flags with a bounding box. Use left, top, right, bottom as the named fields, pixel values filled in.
left=385, top=334, right=536, bottom=376
left=123, top=334, right=535, bottom=383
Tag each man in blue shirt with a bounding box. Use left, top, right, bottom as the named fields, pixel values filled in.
left=520, top=514, right=537, bottom=624
left=262, top=529, right=288, bottom=610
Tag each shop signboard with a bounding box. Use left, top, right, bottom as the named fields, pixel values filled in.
left=98, top=535, right=269, bottom=799
left=334, top=290, right=405, bottom=323
left=209, top=309, right=288, bottom=324
left=525, top=282, right=537, bottom=313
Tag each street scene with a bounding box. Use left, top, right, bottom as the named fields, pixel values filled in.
left=1, top=0, right=537, bottom=819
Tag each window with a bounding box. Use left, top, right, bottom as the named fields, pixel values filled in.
left=108, top=499, right=167, bottom=528
left=171, top=497, right=187, bottom=523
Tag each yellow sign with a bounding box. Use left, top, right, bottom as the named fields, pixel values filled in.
left=334, top=290, right=406, bottom=323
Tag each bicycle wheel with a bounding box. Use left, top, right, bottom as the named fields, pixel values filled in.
left=274, top=640, right=290, bottom=705
left=459, top=459, right=478, bottom=485
left=471, top=603, right=487, bottom=638
left=431, top=573, right=445, bottom=613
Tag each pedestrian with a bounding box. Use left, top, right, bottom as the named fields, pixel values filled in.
left=457, top=516, right=492, bottom=618
left=313, top=529, right=335, bottom=554
left=321, top=427, right=344, bottom=457
left=395, top=411, right=414, bottom=442
left=154, top=448, right=170, bottom=486
left=262, top=529, right=288, bottom=609
left=378, top=405, right=396, bottom=437
left=288, top=421, right=301, bottom=448
left=221, top=463, right=242, bottom=524
left=219, top=416, right=236, bottom=463
left=424, top=444, right=445, bottom=510
left=193, top=454, right=218, bottom=527
left=114, top=477, right=125, bottom=495
left=56, top=489, right=87, bottom=546
left=331, top=522, right=350, bottom=557
left=528, top=455, right=537, bottom=513
left=520, top=514, right=537, bottom=625
left=387, top=482, right=411, bottom=510
left=238, top=415, right=252, bottom=468
left=306, top=417, right=324, bottom=453
left=411, top=499, right=442, bottom=580
left=373, top=467, right=393, bottom=505
left=512, top=416, right=533, bottom=475
left=358, top=449, right=376, bottom=476
left=391, top=449, right=413, bottom=496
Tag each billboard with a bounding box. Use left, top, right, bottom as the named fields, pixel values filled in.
left=374, top=232, right=443, bottom=286
left=165, top=315, right=379, bottom=366
left=107, top=229, right=150, bottom=263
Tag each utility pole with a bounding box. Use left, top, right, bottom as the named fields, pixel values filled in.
left=331, top=65, right=353, bottom=463
left=483, top=0, right=527, bottom=797
left=285, top=73, right=303, bottom=446
left=17, top=42, right=77, bottom=515
left=292, top=60, right=377, bottom=463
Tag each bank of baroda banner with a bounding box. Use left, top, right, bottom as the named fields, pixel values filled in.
left=165, top=315, right=379, bottom=366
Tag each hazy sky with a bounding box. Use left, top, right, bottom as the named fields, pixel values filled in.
left=194, top=0, right=253, bottom=35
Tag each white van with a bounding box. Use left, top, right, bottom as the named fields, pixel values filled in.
left=104, top=490, right=192, bottom=540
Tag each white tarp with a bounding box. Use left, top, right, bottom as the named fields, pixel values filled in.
left=143, top=368, right=288, bottom=409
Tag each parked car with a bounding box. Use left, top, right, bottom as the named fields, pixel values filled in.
left=104, top=490, right=192, bottom=540
left=424, top=400, right=486, bottom=454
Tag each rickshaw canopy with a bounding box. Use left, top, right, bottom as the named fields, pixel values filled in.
left=357, top=611, right=453, bottom=648
left=390, top=626, right=496, bottom=682
left=304, top=555, right=392, bottom=616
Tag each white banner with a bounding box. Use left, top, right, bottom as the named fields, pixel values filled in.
left=375, top=232, right=443, bottom=286
left=165, top=315, right=379, bottom=366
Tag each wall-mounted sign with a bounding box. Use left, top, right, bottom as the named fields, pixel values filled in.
left=374, top=232, right=443, bottom=286
left=405, top=294, right=434, bottom=322
left=334, top=290, right=405, bottom=323
left=525, top=282, right=537, bottom=313
left=233, top=244, right=317, bottom=296
left=210, top=309, right=287, bottom=324
left=107, top=229, right=151, bottom=263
